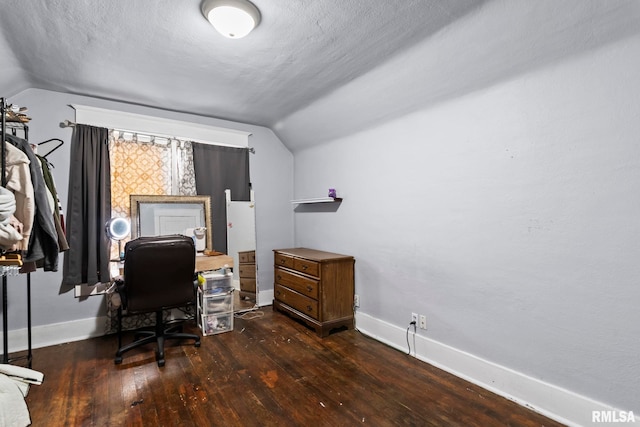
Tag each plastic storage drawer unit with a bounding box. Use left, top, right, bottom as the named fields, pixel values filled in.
left=197, top=272, right=234, bottom=336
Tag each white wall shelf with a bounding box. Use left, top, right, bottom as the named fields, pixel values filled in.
left=291, top=197, right=343, bottom=205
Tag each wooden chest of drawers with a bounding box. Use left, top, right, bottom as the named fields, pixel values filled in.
left=238, top=250, right=256, bottom=300
left=273, top=248, right=355, bottom=337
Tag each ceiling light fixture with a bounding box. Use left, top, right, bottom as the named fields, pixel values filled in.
left=202, top=0, right=261, bottom=39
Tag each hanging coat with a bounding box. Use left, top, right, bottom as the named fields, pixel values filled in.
left=37, top=155, right=69, bottom=252
left=3, top=141, right=35, bottom=251
left=5, top=134, right=59, bottom=271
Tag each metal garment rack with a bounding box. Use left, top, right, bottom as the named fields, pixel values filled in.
left=1, top=97, right=33, bottom=368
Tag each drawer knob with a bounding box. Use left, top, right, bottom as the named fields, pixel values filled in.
left=306, top=305, right=312, bottom=312
left=280, top=259, right=286, bottom=264
left=276, top=290, right=281, bottom=296
left=276, top=274, right=281, bottom=280
left=306, top=285, right=313, bottom=292
left=302, top=265, right=308, bottom=270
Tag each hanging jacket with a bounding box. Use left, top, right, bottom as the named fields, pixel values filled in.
left=5, top=134, right=59, bottom=271
left=3, top=142, right=35, bottom=251
left=0, top=187, right=23, bottom=250
left=37, top=155, right=69, bottom=252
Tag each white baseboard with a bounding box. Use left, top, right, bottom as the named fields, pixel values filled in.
left=258, top=289, right=274, bottom=307
left=4, top=309, right=636, bottom=426
left=1, top=316, right=110, bottom=353
left=355, top=311, right=639, bottom=427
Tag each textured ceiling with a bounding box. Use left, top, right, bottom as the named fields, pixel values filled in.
left=1, top=0, right=639, bottom=151
left=0, top=1, right=483, bottom=123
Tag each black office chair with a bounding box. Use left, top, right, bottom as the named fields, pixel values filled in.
left=114, top=235, right=201, bottom=367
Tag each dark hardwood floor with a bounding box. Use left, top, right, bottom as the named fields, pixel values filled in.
left=22, top=308, right=565, bottom=426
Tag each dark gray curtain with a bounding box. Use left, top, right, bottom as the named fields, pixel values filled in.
left=62, top=125, right=111, bottom=289
left=192, top=144, right=250, bottom=254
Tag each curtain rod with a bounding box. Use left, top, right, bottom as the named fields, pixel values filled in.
left=60, top=119, right=255, bottom=153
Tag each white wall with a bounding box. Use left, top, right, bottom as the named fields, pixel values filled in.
left=4, top=88, right=293, bottom=336
left=292, top=34, right=640, bottom=413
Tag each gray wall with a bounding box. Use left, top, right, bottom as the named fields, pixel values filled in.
left=6, top=88, right=294, bottom=330
left=291, top=32, right=640, bottom=411
left=5, top=7, right=639, bottom=414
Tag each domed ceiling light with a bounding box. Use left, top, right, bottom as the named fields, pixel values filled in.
left=202, top=0, right=261, bottom=39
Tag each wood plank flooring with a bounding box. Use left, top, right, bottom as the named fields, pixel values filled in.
left=22, top=308, right=565, bottom=426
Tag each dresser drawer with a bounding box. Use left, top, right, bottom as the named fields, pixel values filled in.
left=238, top=264, right=256, bottom=278
left=239, top=251, right=255, bottom=263
left=275, top=253, right=319, bottom=277
left=275, top=267, right=318, bottom=299
left=240, top=278, right=256, bottom=293
left=274, top=252, right=295, bottom=269
left=275, top=284, right=318, bottom=318
left=294, top=258, right=319, bottom=277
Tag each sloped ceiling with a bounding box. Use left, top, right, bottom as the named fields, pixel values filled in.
left=1, top=0, right=639, bottom=151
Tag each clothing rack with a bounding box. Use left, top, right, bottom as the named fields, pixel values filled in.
left=1, top=97, right=33, bottom=368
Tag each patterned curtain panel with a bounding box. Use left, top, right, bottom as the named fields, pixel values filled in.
left=175, top=139, right=197, bottom=195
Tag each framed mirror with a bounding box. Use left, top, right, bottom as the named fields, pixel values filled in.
left=226, top=189, right=257, bottom=312
left=130, top=195, right=213, bottom=251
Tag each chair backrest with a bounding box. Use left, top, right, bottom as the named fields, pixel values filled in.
left=123, top=235, right=196, bottom=313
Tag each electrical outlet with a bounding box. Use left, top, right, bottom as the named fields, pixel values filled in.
left=354, top=294, right=360, bottom=308
left=411, top=313, right=418, bottom=324
left=419, top=315, right=427, bottom=329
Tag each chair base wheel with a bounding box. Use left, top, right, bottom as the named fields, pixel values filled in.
left=115, top=311, right=201, bottom=366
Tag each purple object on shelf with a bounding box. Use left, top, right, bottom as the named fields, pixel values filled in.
left=328, top=188, right=336, bottom=198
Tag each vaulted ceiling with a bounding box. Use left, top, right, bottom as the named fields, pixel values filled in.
left=1, top=0, right=639, bottom=151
